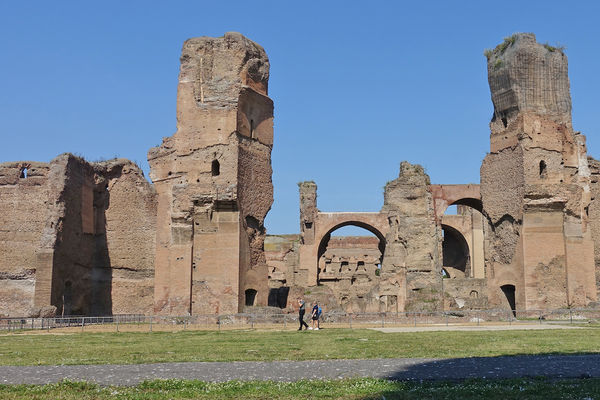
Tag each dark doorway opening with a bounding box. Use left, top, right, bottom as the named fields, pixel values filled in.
left=500, top=284, right=516, bottom=316
left=441, top=224, right=470, bottom=277
left=267, top=287, right=289, bottom=308
left=245, top=289, right=257, bottom=306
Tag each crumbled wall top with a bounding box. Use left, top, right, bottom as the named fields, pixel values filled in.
left=180, top=31, right=270, bottom=108
left=487, top=33, right=571, bottom=122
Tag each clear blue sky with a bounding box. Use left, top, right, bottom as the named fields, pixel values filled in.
left=1, top=1, right=599, bottom=235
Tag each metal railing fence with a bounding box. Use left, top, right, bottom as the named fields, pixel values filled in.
left=1, top=308, right=599, bottom=333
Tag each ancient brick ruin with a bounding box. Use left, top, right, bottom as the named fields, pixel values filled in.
left=1, top=32, right=599, bottom=317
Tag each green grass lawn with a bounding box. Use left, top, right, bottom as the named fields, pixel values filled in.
left=2, top=328, right=600, bottom=366
left=1, top=377, right=600, bottom=399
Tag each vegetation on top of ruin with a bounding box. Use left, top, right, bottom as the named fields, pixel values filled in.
left=484, top=34, right=517, bottom=60
left=297, top=180, right=316, bottom=187
left=3, top=377, right=600, bottom=399
left=543, top=42, right=566, bottom=53
left=91, top=156, right=121, bottom=163
left=484, top=34, right=566, bottom=61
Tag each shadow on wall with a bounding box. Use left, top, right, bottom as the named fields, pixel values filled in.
left=50, top=164, right=113, bottom=316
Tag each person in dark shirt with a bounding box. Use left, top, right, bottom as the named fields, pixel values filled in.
left=297, top=298, right=309, bottom=330
left=311, top=301, right=322, bottom=330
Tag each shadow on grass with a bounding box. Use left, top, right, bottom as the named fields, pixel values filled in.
left=355, top=353, right=600, bottom=400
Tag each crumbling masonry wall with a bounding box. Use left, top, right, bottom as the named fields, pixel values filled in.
left=149, top=32, right=273, bottom=315
left=481, top=33, right=596, bottom=310
left=0, top=154, right=156, bottom=317
left=586, top=157, right=600, bottom=295
left=0, top=162, right=51, bottom=316
left=35, top=155, right=156, bottom=317
left=382, top=162, right=441, bottom=311
left=265, top=164, right=487, bottom=313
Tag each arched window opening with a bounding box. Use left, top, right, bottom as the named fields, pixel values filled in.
left=211, top=160, right=220, bottom=176
left=20, top=167, right=28, bottom=179
left=250, top=119, right=255, bottom=138
left=539, top=160, right=547, bottom=178
left=245, top=289, right=257, bottom=306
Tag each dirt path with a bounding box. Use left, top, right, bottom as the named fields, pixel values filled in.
left=1, top=354, right=598, bottom=386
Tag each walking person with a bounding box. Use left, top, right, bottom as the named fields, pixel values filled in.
left=311, top=301, right=322, bottom=330
left=298, top=298, right=309, bottom=330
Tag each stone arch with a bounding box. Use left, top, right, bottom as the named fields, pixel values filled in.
left=449, top=198, right=483, bottom=213
left=317, top=221, right=387, bottom=264
left=429, top=184, right=482, bottom=222
left=437, top=188, right=486, bottom=279
left=315, top=219, right=388, bottom=285
left=300, top=212, right=389, bottom=287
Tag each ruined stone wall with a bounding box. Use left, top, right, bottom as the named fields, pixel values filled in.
left=237, top=135, right=273, bottom=308
left=0, top=162, right=51, bottom=317
left=5, top=32, right=598, bottom=317
left=318, top=236, right=382, bottom=312
left=587, top=157, right=600, bottom=295
left=31, top=155, right=158, bottom=316
left=265, top=234, right=300, bottom=308
left=102, top=160, right=156, bottom=315
left=49, top=155, right=111, bottom=316
left=481, top=33, right=596, bottom=310
left=382, top=162, right=441, bottom=311
left=442, top=278, right=488, bottom=310
left=149, top=32, right=273, bottom=315
left=0, top=154, right=157, bottom=317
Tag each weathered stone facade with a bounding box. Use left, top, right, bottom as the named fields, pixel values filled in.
left=481, top=33, right=596, bottom=310
left=0, top=156, right=155, bottom=317
left=0, top=32, right=598, bottom=317
left=148, top=32, right=273, bottom=315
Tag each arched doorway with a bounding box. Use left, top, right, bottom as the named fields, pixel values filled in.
left=441, top=224, right=470, bottom=278
left=441, top=199, right=485, bottom=279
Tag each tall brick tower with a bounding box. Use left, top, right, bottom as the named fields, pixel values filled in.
left=149, top=32, right=274, bottom=315
left=481, top=33, right=596, bottom=310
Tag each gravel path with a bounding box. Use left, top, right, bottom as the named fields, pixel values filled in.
left=1, top=354, right=599, bottom=386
